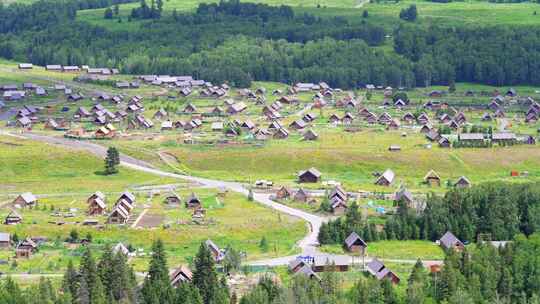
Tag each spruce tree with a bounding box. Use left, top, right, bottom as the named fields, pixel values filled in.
left=62, top=260, right=79, bottom=298
left=141, top=239, right=174, bottom=304
left=193, top=243, right=220, bottom=304
left=79, top=248, right=105, bottom=304
left=104, top=147, right=119, bottom=175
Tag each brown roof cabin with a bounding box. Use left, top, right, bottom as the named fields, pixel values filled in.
left=87, top=191, right=106, bottom=215
left=344, top=232, right=367, bottom=255
left=227, top=102, right=247, bottom=115
left=417, top=113, right=430, bottom=125
left=293, top=188, right=309, bottom=203
left=298, top=168, right=321, bottom=183
left=329, top=185, right=347, bottom=202
left=12, top=192, right=37, bottom=207
left=294, top=265, right=321, bottom=281
left=164, top=192, right=181, bottom=205
left=183, top=103, right=197, bottom=113
left=454, top=176, right=471, bottom=188
left=342, top=112, right=355, bottom=125
left=170, top=265, right=193, bottom=287
left=16, top=238, right=38, bottom=259
left=448, top=120, right=460, bottom=130
left=402, top=112, right=415, bottom=124
left=439, top=231, right=465, bottom=252
left=153, top=108, right=168, bottom=120
left=394, top=187, right=413, bottom=206
left=438, top=137, right=451, bottom=148
left=0, top=233, right=10, bottom=248
left=289, top=119, right=307, bottom=130
left=331, top=199, right=347, bottom=215
left=273, top=128, right=289, bottom=139
left=375, top=169, right=395, bottom=186
left=5, top=211, right=22, bottom=225
left=108, top=192, right=136, bottom=224
left=328, top=114, right=341, bottom=124
left=303, top=129, right=318, bottom=141
left=276, top=186, right=293, bottom=200
left=278, top=96, right=298, bottom=104
left=288, top=258, right=308, bottom=273
left=185, top=193, right=202, bottom=209
left=387, top=119, right=400, bottom=130
left=419, top=124, right=433, bottom=134
left=312, top=255, right=350, bottom=272
left=205, top=239, right=225, bottom=262
left=108, top=205, right=130, bottom=224
left=367, top=258, right=400, bottom=284
left=423, top=170, right=441, bottom=187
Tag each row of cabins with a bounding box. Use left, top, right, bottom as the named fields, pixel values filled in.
left=289, top=230, right=480, bottom=284
left=0, top=232, right=40, bottom=259
left=138, top=75, right=208, bottom=88
left=19, top=63, right=118, bottom=74
left=289, top=232, right=400, bottom=284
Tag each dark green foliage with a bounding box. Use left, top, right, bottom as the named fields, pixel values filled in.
left=104, top=7, right=113, bottom=19
left=399, top=4, right=417, bottom=22
left=141, top=239, right=175, bottom=304
left=259, top=236, right=269, bottom=252
left=192, top=243, right=230, bottom=304
left=104, top=146, right=119, bottom=175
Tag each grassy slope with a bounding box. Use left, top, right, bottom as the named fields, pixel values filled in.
left=75, top=0, right=540, bottom=30
left=117, top=128, right=540, bottom=192
left=0, top=135, right=306, bottom=273
left=0, top=135, right=177, bottom=195
left=320, top=240, right=445, bottom=260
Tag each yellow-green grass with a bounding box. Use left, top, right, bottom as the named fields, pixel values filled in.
left=137, top=128, right=540, bottom=192
left=0, top=187, right=306, bottom=273
left=75, top=0, right=540, bottom=31
left=0, top=135, right=176, bottom=196
left=320, top=240, right=444, bottom=260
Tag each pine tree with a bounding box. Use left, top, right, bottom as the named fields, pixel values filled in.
left=141, top=239, right=174, bottom=304
left=176, top=283, right=203, bottom=304
left=381, top=279, right=397, bottom=304
left=79, top=247, right=105, bottom=304
left=104, top=147, right=119, bottom=175
left=193, top=243, right=221, bottom=304
left=62, top=260, right=79, bottom=297
left=259, top=237, right=269, bottom=253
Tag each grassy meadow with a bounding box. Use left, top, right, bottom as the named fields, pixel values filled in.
left=0, top=138, right=306, bottom=274
left=109, top=127, right=540, bottom=193
left=74, top=0, right=540, bottom=31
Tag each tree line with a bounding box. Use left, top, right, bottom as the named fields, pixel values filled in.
left=0, top=239, right=231, bottom=304
left=319, top=182, right=540, bottom=246
left=3, top=0, right=540, bottom=88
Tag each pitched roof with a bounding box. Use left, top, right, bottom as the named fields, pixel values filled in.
left=377, top=169, right=395, bottom=184
left=423, top=170, right=441, bottom=181
left=344, top=232, right=367, bottom=248
left=439, top=231, right=463, bottom=250
left=299, top=167, right=322, bottom=178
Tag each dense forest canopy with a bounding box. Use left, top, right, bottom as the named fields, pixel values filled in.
left=1, top=0, right=540, bottom=88
left=319, top=182, right=540, bottom=246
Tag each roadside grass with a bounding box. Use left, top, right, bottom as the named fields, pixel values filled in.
left=320, top=240, right=444, bottom=260
left=0, top=135, right=177, bottom=196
